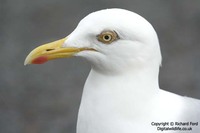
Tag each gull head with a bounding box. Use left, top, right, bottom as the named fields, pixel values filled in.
left=25, top=8, right=162, bottom=74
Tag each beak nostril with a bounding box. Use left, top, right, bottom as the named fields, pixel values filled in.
left=46, top=49, right=55, bottom=51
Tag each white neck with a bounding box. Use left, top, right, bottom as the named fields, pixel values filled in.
left=80, top=63, right=160, bottom=111
left=77, top=63, right=160, bottom=133
left=86, top=61, right=160, bottom=93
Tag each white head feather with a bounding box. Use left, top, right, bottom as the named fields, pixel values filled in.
left=64, top=8, right=162, bottom=74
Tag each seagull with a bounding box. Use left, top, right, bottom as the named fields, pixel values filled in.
left=24, top=8, right=200, bottom=133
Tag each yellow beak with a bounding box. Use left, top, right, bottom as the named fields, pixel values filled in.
left=24, top=37, right=94, bottom=65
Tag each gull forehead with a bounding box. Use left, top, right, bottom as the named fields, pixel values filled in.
left=72, top=8, right=157, bottom=41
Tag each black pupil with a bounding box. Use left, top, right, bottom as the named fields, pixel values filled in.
left=104, top=35, right=110, bottom=40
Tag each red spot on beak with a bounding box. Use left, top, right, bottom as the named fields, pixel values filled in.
left=32, top=56, right=48, bottom=64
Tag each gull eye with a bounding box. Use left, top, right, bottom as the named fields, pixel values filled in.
left=97, top=30, right=119, bottom=44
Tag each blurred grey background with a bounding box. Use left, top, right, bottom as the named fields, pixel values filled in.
left=0, top=0, right=200, bottom=133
